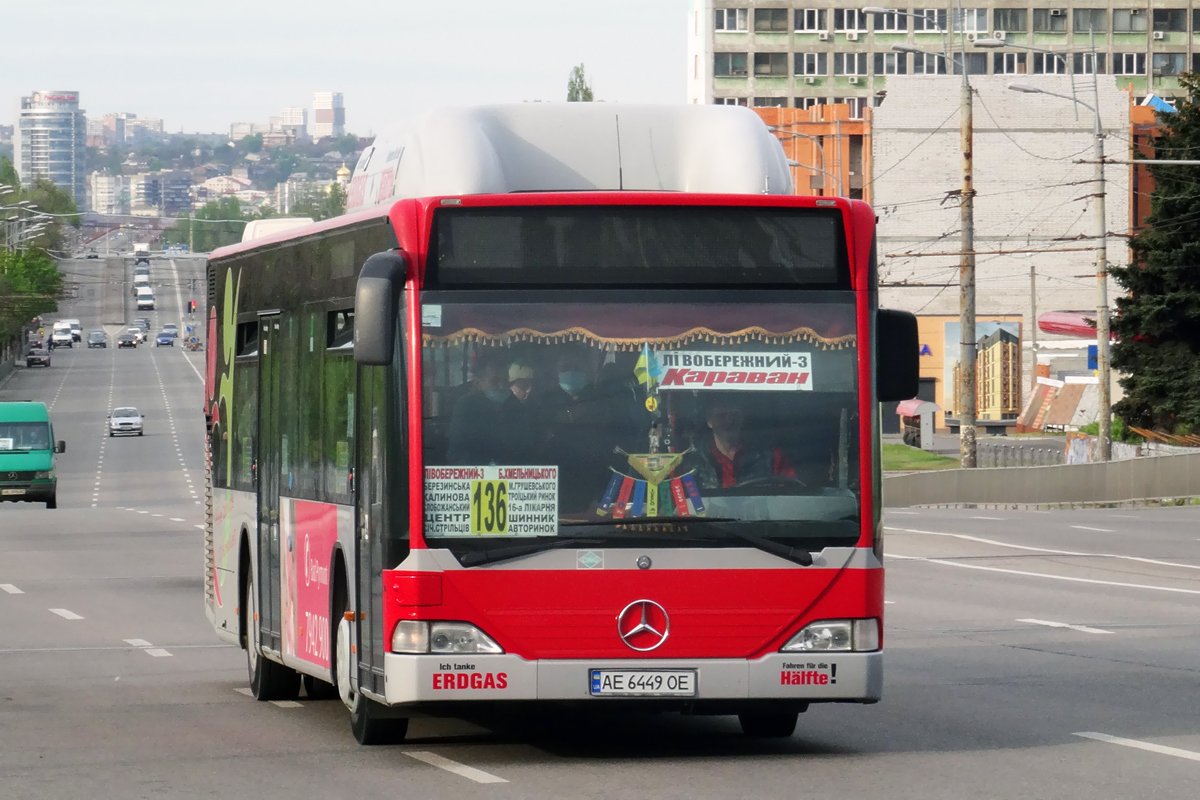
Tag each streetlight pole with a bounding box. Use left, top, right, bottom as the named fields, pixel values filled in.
left=874, top=0, right=978, bottom=466
left=994, top=28, right=1111, bottom=460
left=956, top=22, right=978, bottom=467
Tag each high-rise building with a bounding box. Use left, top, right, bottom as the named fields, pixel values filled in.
left=687, top=2, right=1199, bottom=114
left=131, top=170, right=192, bottom=217
left=14, top=90, right=86, bottom=205
left=313, top=92, right=345, bottom=139
left=281, top=106, right=309, bottom=141
left=90, top=170, right=129, bottom=215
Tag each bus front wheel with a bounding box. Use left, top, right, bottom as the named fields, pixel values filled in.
left=738, top=711, right=799, bottom=738
left=335, top=601, right=407, bottom=744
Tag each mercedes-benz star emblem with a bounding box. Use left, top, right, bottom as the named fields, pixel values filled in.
left=617, top=600, right=670, bottom=651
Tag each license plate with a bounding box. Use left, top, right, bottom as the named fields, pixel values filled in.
left=590, top=669, right=696, bottom=697
left=2, top=489, right=26, bottom=496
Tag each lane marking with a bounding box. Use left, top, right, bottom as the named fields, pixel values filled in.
left=123, top=638, right=153, bottom=647
left=888, top=510, right=919, bottom=515
left=234, top=687, right=253, bottom=697
left=884, top=600, right=896, bottom=605
left=169, top=517, right=184, bottom=522
left=890, top=555, right=1200, bottom=596
left=1017, top=618, right=1114, bottom=635
left=269, top=700, right=302, bottom=708
left=971, top=516, right=1006, bottom=521
left=49, top=608, right=84, bottom=620
left=886, top=528, right=1200, bottom=572
left=146, top=648, right=173, bottom=658
left=1074, top=732, right=1200, bottom=763
left=403, top=751, right=508, bottom=784
left=1072, top=525, right=1114, bottom=533
left=1, top=584, right=23, bottom=594
left=169, top=258, right=206, bottom=384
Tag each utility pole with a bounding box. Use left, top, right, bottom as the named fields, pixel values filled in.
left=1090, top=40, right=1111, bottom=462
left=1029, top=264, right=1038, bottom=395
left=957, top=5, right=978, bottom=468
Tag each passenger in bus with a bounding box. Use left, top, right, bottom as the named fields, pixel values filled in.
left=691, top=397, right=796, bottom=490
left=447, top=350, right=518, bottom=466
left=508, top=363, right=534, bottom=404
left=543, top=349, right=641, bottom=509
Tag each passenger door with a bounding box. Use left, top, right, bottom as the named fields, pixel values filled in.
left=257, top=314, right=282, bottom=653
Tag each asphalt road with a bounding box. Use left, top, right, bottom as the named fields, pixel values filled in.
left=3, top=267, right=1199, bottom=797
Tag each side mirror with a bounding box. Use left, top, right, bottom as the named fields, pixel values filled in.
left=354, top=250, right=409, bottom=366
left=876, top=309, right=919, bottom=402
left=56, top=441, right=66, bottom=454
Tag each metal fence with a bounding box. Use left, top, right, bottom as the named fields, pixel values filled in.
left=977, top=440, right=1065, bottom=468
left=883, top=450, right=1200, bottom=507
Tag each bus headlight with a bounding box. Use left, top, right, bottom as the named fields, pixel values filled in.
left=781, top=619, right=879, bottom=653
left=391, top=621, right=429, bottom=653
left=391, top=621, right=503, bottom=655
left=430, top=623, right=503, bottom=655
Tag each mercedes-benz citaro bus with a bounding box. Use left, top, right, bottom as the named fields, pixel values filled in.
left=202, top=104, right=918, bottom=745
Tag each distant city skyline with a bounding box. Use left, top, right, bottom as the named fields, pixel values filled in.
left=2, top=0, right=687, bottom=136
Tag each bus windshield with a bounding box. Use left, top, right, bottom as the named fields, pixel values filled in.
left=420, top=294, right=860, bottom=561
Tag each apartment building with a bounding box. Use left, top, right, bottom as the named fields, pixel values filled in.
left=89, top=170, right=129, bottom=215
left=687, top=1, right=1199, bottom=114
left=131, top=170, right=192, bottom=217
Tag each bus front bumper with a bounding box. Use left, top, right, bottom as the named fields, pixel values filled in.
left=382, top=651, right=881, bottom=705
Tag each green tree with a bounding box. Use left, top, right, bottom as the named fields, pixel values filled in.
left=242, top=134, right=264, bottom=154
left=331, top=133, right=360, bottom=156
left=1, top=159, right=81, bottom=253
left=289, top=182, right=346, bottom=221
left=567, top=64, right=594, bottom=102
left=0, top=249, right=62, bottom=338
left=0, top=156, right=19, bottom=189
left=1111, top=73, right=1200, bottom=433
left=162, top=197, right=251, bottom=253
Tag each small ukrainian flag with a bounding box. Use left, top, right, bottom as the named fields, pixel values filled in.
left=633, top=343, right=663, bottom=389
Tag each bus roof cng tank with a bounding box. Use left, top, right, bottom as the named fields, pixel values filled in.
left=346, top=104, right=793, bottom=211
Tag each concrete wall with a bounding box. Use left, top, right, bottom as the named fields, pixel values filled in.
left=873, top=74, right=1130, bottom=394
left=883, top=452, right=1200, bottom=507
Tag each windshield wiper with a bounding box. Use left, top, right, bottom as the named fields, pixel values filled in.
left=459, top=519, right=813, bottom=568
left=565, top=518, right=813, bottom=564
left=458, top=535, right=604, bottom=567
left=682, top=519, right=815, bottom=567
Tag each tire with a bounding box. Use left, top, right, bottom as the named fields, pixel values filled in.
left=303, top=673, right=338, bottom=700
left=138, top=431, right=143, bottom=436
left=46, top=493, right=57, bottom=510
left=334, top=590, right=406, bottom=744
left=738, top=711, right=799, bottom=738
left=245, top=570, right=301, bottom=701
left=108, top=431, right=113, bottom=437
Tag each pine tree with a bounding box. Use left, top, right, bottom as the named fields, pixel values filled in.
left=1111, top=74, right=1200, bottom=433
left=567, top=64, right=594, bottom=102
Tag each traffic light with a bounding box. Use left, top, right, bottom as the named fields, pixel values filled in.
left=187, top=300, right=196, bottom=313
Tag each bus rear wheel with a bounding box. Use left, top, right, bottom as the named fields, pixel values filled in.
left=738, top=710, right=799, bottom=738
left=245, top=570, right=300, bottom=701
left=334, top=599, right=407, bottom=744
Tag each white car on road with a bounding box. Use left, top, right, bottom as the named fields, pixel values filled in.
left=108, top=408, right=144, bottom=437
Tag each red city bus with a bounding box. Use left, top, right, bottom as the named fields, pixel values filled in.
left=203, top=105, right=917, bottom=745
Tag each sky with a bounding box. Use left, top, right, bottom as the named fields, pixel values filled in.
left=3, top=0, right=689, bottom=136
